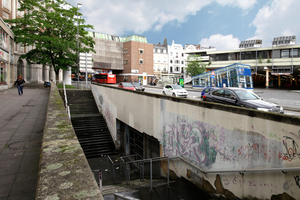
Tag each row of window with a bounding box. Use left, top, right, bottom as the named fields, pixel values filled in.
left=170, top=60, right=184, bottom=64
left=153, top=48, right=167, bottom=53
left=211, top=48, right=300, bottom=61
left=123, top=59, right=144, bottom=65
left=123, top=49, right=144, bottom=54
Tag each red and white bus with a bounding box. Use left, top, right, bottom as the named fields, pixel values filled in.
left=94, top=73, right=116, bottom=84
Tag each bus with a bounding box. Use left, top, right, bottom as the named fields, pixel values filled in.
left=94, top=73, right=116, bottom=84
left=192, top=63, right=253, bottom=89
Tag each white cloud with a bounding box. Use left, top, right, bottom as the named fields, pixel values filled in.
left=200, top=34, right=241, bottom=51
left=65, top=0, right=257, bottom=36
left=251, top=0, right=300, bottom=47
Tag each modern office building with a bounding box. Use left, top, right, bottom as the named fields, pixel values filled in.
left=207, top=37, right=300, bottom=88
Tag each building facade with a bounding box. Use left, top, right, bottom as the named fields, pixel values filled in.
left=153, top=41, right=168, bottom=80
left=120, top=35, right=154, bottom=83
left=207, top=44, right=300, bottom=88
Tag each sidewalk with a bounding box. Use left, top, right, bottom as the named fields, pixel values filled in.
left=0, top=84, right=50, bottom=200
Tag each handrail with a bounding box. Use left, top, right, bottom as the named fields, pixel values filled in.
left=63, top=82, right=70, bottom=119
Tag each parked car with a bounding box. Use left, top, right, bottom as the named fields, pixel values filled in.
left=162, top=84, right=188, bottom=98
left=118, top=82, right=136, bottom=90
left=202, top=88, right=284, bottom=114
left=131, top=82, right=145, bottom=91
left=200, top=87, right=217, bottom=100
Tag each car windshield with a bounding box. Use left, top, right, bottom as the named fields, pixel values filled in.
left=172, top=85, right=183, bottom=89
left=123, top=83, right=133, bottom=87
left=235, top=90, right=260, bottom=100
left=131, top=82, right=140, bottom=86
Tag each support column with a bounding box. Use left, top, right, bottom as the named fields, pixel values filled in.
left=50, top=66, right=56, bottom=82
left=63, top=67, right=72, bottom=85
left=265, top=68, right=269, bottom=89
left=278, top=75, right=281, bottom=88
left=44, top=65, right=49, bottom=82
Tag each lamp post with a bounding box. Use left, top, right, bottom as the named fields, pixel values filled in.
left=77, top=3, right=82, bottom=89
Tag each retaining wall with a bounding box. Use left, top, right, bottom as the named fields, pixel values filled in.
left=91, top=83, right=300, bottom=200
left=36, top=83, right=103, bottom=200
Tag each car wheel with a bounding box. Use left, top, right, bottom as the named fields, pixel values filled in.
left=163, top=91, right=166, bottom=95
left=172, top=93, right=176, bottom=97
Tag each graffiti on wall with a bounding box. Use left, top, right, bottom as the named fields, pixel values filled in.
left=161, top=115, right=300, bottom=170
left=279, top=136, right=300, bottom=161
left=221, top=175, right=278, bottom=189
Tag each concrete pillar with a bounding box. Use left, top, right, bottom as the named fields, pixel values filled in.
left=63, top=67, right=72, bottom=85
left=58, top=69, right=63, bottom=83
left=31, top=64, right=43, bottom=83
left=44, top=65, right=49, bottom=82
left=278, top=75, right=281, bottom=88
left=50, top=66, right=56, bottom=82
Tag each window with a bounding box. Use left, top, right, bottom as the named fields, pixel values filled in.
left=139, top=59, right=143, bottom=64
left=175, top=67, right=179, bottom=72
left=139, top=49, right=144, bottom=54
left=170, top=52, right=173, bottom=56
left=157, top=49, right=161, bottom=53
left=170, top=60, right=173, bottom=64
left=212, top=90, right=224, bottom=97
left=181, top=61, right=184, bottom=64
left=224, top=90, right=235, bottom=99
left=163, top=49, right=166, bottom=53
left=281, top=50, right=289, bottom=58
left=291, top=49, right=299, bottom=57
left=182, top=53, right=184, bottom=57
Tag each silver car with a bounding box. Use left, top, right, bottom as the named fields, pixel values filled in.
left=163, top=84, right=188, bottom=98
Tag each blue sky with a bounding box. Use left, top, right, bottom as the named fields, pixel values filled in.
left=65, top=0, right=300, bottom=51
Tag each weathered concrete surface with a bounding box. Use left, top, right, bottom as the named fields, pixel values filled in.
left=36, top=83, right=103, bottom=200
left=91, top=83, right=300, bottom=200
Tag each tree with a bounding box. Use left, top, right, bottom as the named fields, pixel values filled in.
left=5, top=0, right=95, bottom=77
left=185, top=55, right=206, bottom=76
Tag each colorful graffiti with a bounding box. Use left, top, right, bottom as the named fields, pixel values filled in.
left=161, top=115, right=300, bottom=169
left=162, top=117, right=217, bottom=168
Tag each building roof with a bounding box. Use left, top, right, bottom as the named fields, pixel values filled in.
left=207, top=44, right=300, bottom=55
left=87, top=31, right=148, bottom=43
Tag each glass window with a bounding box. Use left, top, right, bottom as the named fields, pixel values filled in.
left=281, top=50, right=289, bottom=58
left=212, top=90, right=224, bottom=97
left=224, top=90, right=235, bottom=99
left=139, top=49, right=144, bottom=54
left=291, top=49, right=298, bottom=57
left=139, top=59, right=143, bottom=64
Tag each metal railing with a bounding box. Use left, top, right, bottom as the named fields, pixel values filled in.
left=63, top=82, right=70, bottom=119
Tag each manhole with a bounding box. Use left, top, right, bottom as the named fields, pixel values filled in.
left=8, top=141, right=41, bottom=150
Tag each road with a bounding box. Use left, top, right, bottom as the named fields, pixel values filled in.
left=144, top=86, right=300, bottom=117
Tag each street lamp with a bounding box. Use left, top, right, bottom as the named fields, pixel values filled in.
left=77, top=3, right=82, bottom=89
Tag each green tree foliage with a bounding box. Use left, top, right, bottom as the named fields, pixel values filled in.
left=5, top=0, right=95, bottom=76
left=185, top=55, right=206, bottom=76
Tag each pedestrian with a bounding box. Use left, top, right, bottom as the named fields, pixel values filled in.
left=223, top=83, right=226, bottom=87
left=212, top=83, right=216, bottom=87
left=14, top=75, right=26, bottom=96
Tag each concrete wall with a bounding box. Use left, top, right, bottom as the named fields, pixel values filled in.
left=91, top=83, right=300, bottom=199
left=36, top=83, right=103, bottom=200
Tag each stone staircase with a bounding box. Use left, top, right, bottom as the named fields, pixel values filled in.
left=67, top=90, right=116, bottom=159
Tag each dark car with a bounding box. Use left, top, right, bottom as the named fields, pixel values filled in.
left=203, top=88, right=284, bottom=114
left=200, top=87, right=217, bottom=100
left=131, top=82, right=145, bottom=91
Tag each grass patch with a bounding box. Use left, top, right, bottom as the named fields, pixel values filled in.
left=57, top=84, right=76, bottom=89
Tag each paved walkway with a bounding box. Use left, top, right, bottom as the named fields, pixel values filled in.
left=0, top=84, right=50, bottom=200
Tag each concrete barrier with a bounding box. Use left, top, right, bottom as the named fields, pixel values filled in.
left=36, top=83, right=103, bottom=200
left=91, top=83, right=300, bottom=200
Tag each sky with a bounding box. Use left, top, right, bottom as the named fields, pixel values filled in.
left=65, top=0, right=300, bottom=51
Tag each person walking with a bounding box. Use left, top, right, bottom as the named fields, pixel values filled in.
left=14, top=75, right=26, bottom=96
